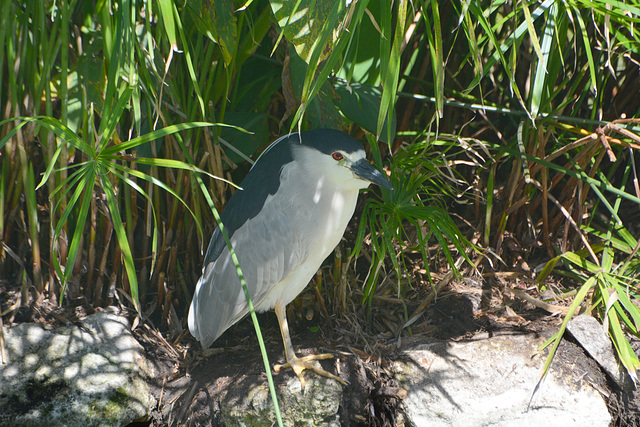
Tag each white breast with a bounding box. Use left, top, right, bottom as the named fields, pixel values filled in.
left=253, top=158, right=361, bottom=310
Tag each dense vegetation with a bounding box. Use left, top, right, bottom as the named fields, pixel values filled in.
left=1, top=0, right=640, bottom=398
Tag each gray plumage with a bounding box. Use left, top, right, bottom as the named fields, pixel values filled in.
left=188, top=129, right=391, bottom=355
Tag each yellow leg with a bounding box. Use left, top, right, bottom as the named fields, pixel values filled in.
left=272, top=301, right=347, bottom=389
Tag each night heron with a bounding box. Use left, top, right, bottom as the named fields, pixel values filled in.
left=188, top=129, right=392, bottom=387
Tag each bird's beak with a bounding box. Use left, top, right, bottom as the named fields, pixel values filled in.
left=350, top=159, right=393, bottom=190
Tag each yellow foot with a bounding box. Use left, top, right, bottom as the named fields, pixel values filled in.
left=273, top=353, right=347, bottom=389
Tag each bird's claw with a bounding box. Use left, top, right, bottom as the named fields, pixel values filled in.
left=274, top=353, right=347, bottom=389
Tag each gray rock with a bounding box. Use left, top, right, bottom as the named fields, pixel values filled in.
left=394, top=332, right=611, bottom=427
left=567, top=314, right=626, bottom=387
left=0, top=309, right=155, bottom=427
left=220, top=372, right=343, bottom=426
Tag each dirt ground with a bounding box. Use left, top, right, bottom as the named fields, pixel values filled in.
left=130, top=288, right=640, bottom=426
left=2, top=273, right=639, bottom=426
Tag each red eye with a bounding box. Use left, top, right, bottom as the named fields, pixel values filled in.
left=332, top=152, right=343, bottom=161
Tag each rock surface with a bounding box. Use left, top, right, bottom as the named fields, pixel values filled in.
left=394, top=331, right=611, bottom=427
left=175, top=328, right=613, bottom=426
left=220, top=373, right=343, bottom=426
left=0, top=309, right=155, bottom=426
left=567, top=314, right=627, bottom=387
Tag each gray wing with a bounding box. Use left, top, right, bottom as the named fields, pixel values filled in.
left=188, top=192, right=308, bottom=348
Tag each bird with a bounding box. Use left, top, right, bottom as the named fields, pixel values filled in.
left=188, top=128, right=392, bottom=388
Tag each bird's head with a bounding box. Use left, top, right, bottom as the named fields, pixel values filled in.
left=290, top=129, right=392, bottom=192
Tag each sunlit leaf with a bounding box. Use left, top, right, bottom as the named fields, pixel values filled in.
left=186, top=0, right=238, bottom=66
left=270, top=0, right=345, bottom=63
